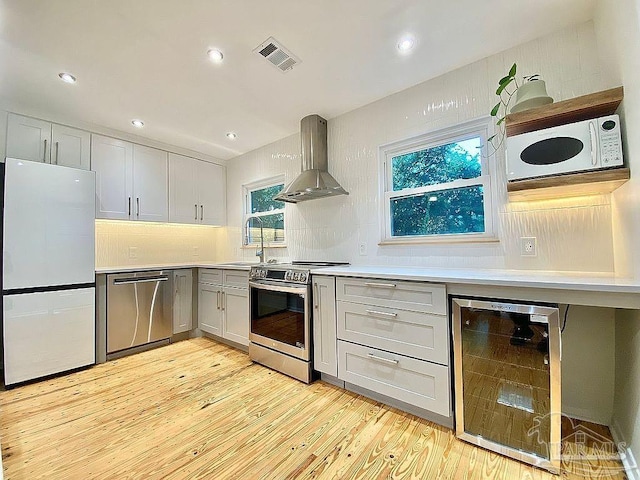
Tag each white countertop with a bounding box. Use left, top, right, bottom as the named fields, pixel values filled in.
left=313, top=265, right=640, bottom=294
left=95, top=262, right=640, bottom=294
left=95, top=262, right=254, bottom=274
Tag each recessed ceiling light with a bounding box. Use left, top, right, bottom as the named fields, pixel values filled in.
left=207, top=49, right=224, bottom=63
left=58, top=72, right=77, bottom=84
left=131, top=119, right=145, bottom=128
left=226, top=132, right=237, bottom=140
left=397, top=36, right=415, bottom=53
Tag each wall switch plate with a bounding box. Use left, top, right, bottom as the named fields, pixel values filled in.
left=520, top=237, right=537, bottom=257
left=129, top=246, right=138, bottom=259
left=358, top=241, right=367, bottom=256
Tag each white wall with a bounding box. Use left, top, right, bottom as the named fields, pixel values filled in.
left=595, top=0, right=640, bottom=473
left=561, top=306, right=615, bottom=425
left=226, top=21, right=617, bottom=274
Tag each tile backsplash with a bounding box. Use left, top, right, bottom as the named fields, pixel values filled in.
left=225, top=21, right=618, bottom=273
left=95, top=220, right=221, bottom=268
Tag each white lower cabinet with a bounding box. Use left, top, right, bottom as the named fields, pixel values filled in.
left=197, top=268, right=249, bottom=346
left=198, top=282, right=223, bottom=337
left=337, top=340, right=451, bottom=417
left=336, top=301, right=449, bottom=365
left=312, top=275, right=337, bottom=376
left=334, top=276, right=452, bottom=421
left=172, top=269, right=193, bottom=334
left=222, top=286, right=249, bottom=345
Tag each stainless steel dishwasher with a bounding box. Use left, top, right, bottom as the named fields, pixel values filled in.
left=106, top=271, right=172, bottom=357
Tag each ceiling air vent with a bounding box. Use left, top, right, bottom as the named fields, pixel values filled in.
left=253, top=36, right=301, bottom=73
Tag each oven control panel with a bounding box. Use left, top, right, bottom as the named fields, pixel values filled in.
left=250, top=267, right=310, bottom=284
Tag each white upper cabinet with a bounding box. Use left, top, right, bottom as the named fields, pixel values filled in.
left=6, top=114, right=50, bottom=163
left=132, top=145, right=168, bottom=222
left=92, top=135, right=134, bottom=220
left=198, top=160, right=226, bottom=225
left=169, top=153, right=198, bottom=224
left=92, top=135, right=168, bottom=222
left=169, top=153, right=226, bottom=225
left=7, top=113, right=90, bottom=170
left=51, top=124, right=91, bottom=170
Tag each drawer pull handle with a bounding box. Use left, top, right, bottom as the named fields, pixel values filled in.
left=364, top=282, right=397, bottom=289
left=367, top=353, right=398, bottom=365
left=366, top=309, right=397, bottom=318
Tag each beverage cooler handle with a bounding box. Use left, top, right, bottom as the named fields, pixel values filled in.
left=589, top=121, right=598, bottom=166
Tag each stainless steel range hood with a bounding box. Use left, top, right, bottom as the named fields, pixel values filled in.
left=274, top=115, right=348, bottom=203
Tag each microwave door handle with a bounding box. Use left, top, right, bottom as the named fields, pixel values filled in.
left=589, top=121, right=598, bottom=166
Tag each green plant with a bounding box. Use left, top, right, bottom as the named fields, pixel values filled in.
left=487, top=63, right=539, bottom=154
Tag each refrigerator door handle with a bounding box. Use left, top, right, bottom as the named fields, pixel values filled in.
left=43, top=139, right=48, bottom=162
left=128, top=197, right=132, bottom=217
left=136, top=197, right=140, bottom=218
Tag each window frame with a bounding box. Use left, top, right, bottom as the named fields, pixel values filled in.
left=242, top=175, right=286, bottom=247
left=378, top=117, right=498, bottom=244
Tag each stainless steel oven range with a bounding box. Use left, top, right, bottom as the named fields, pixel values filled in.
left=248, top=261, right=347, bottom=383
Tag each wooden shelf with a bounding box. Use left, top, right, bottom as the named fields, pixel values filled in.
left=505, top=86, right=624, bottom=137
left=507, top=168, right=630, bottom=201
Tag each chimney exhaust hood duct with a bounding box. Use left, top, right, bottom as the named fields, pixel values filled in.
left=273, top=115, right=348, bottom=203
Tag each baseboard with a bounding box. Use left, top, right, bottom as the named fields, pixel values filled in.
left=344, top=382, right=454, bottom=429
left=610, top=419, right=640, bottom=480
left=319, top=373, right=344, bottom=388
left=561, top=406, right=610, bottom=426
left=200, top=331, right=249, bottom=353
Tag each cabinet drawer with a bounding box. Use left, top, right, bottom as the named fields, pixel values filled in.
left=338, top=340, right=450, bottom=417
left=337, top=301, right=448, bottom=365
left=223, top=269, right=249, bottom=289
left=199, top=268, right=223, bottom=285
left=336, top=277, right=446, bottom=314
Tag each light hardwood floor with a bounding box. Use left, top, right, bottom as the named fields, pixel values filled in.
left=0, top=337, right=626, bottom=479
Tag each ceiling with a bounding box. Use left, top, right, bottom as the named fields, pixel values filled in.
left=0, top=0, right=596, bottom=160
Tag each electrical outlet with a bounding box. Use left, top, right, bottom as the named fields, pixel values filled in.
left=192, top=246, right=199, bottom=257
left=129, top=246, right=138, bottom=259
left=520, top=237, right=537, bottom=257
left=358, top=241, right=367, bottom=256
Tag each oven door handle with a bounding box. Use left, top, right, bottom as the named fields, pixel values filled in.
left=249, top=280, right=307, bottom=295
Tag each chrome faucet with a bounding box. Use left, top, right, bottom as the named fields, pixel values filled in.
left=245, top=215, right=265, bottom=263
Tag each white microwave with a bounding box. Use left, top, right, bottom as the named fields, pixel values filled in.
left=506, top=115, right=623, bottom=181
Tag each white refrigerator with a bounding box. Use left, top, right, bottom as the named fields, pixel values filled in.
left=2, top=158, right=96, bottom=386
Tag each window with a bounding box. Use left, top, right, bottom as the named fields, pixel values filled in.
left=380, top=118, right=495, bottom=243
left=243, top=176, right=286, bottom=246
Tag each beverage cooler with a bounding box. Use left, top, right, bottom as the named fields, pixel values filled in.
left=451, top=298, right=561, bottom=473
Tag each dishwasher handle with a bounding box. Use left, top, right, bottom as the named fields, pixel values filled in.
left=113, top=275, right=170, bottom=285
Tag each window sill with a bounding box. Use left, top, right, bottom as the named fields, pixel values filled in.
left=241, top=243, right=288, bottom=249
left=379, top=235, right=500, bottom=246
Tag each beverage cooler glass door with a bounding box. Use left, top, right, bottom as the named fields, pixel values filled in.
left=452, top=298, right=561, bottom=473
left=249, top=282, right=310, bottom=361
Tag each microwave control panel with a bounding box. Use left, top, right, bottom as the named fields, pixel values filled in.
left=598, top=115, right=623, bottom=167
